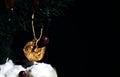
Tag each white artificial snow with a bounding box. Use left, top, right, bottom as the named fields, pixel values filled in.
left=0, top=59, right=57, bottom=77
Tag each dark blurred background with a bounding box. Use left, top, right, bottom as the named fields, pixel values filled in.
left=48, top=1, right=88, bottom=77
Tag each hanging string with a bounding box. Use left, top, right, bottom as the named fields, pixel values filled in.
left=32, top=13, right=37, bottom=40
left=32, top=12, right=43, bottom=47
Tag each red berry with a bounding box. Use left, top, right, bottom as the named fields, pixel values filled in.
left=41, top=36, right=49, bottom=45
left=19, top=71, right=27, bottom=77
left=34, top=0, right=40, bottom=6
left=5, top=0, right=14, bottom=9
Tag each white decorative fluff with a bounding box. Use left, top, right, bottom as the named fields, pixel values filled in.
left=0, top=59, right=57, bottom=77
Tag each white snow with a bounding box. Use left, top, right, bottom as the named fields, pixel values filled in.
left=0, top=59, right=57, bottom=77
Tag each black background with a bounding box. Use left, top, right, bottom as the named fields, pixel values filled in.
left=112, top=1, right=119, bottom=77
left=44, top=0, right=88, bottom=77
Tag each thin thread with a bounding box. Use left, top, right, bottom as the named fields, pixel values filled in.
left=32, top=12, right=43, bottom=47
